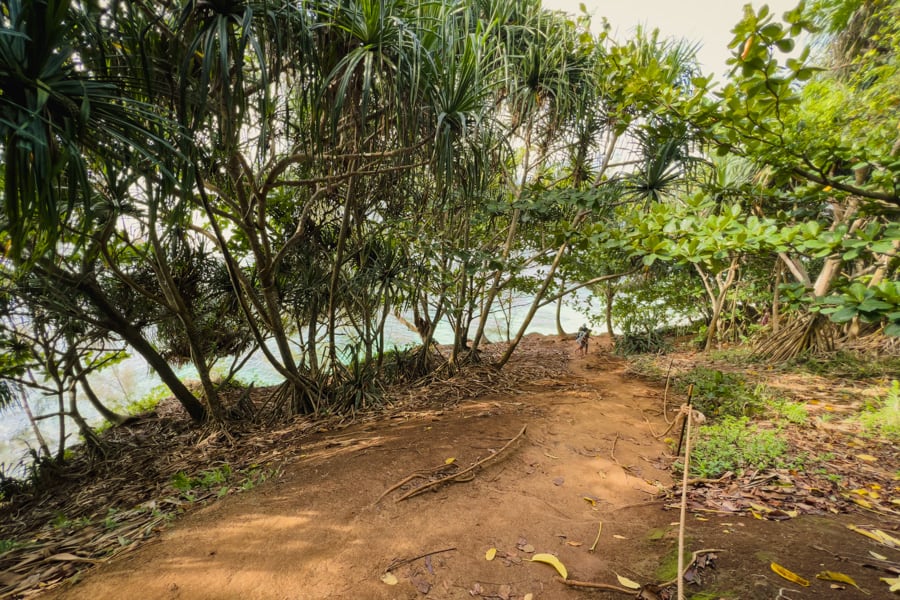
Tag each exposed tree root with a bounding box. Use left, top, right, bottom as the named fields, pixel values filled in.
left=754, top=313, right=834, bottom=362
left=392, top=424, right=527, bottom=501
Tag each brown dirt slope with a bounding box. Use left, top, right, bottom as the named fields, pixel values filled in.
left=38, top=335, right=899, bottom=599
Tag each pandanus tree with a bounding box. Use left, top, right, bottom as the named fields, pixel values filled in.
left=0, top=0, right=214, bottom=421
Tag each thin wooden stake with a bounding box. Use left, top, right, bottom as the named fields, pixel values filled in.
left=675, top=384, right=694, bottom=457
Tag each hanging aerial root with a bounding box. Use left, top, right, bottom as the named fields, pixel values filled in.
left=754, top=313, right=834, bottom=362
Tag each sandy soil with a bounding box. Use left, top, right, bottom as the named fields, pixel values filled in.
left=40, top=336, right=895, bottom=599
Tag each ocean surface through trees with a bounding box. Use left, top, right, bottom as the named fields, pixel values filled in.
left=0, top=297, right=593, bottom=476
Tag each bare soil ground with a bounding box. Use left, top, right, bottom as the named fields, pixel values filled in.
left=3, top=335, right=898, bottom=599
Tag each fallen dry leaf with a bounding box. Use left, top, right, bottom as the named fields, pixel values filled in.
left=530, top=553, right=567, bottom=579
left=880, top=576, right=900, bottom=592
left=771, top=562, right=810, bottom=587
left=817, top=571, right=864, bottom=593
left=615, top=573, right=641, bottom=590
left=381, top=572, right=398, bottom=585
left=485, top=548, right=496, bottom=561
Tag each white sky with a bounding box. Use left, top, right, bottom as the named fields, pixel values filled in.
left=542, top=0, right=802, bottom=78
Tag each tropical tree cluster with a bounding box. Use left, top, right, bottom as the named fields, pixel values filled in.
left=0, top=0, right=898, bottom=471
left=571, top=0, right=900, bottom=360
left=0, top=0, right=703, bottom=466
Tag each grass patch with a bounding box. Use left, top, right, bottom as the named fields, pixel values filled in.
left=655, top=544, right=693, bottom=582
left=859, top=380, right=900, bottom=439
left=766, top=398, right=809, bottom=425
left=789, top=351, right=900, bottom=379
left=686, top=417, right=791, bottom=478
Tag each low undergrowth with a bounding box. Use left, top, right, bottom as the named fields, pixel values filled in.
left=685, top=417, right=791, bottom=478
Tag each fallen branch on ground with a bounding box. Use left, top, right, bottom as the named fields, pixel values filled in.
left=395, top=424, right=527, bottom=501
left=559, top=577, right=633, bottom=594
left=385, top=547, right=456, bottom=572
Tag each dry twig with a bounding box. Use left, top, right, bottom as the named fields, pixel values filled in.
left=559, top=577, right=633, bottom=594
left=384, top=547, right=456, bottom=572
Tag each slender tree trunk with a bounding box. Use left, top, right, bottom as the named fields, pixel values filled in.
left=471, top=117, right=536, bottom=352
left=72, top=356, right=130, bottom=426
left=59, top=271, right=207, bottom=422
left=605, top=283, right=616, bottom=343
left=18, top=388, right=50, bottom=459
left=555, top=276, right=566, bottom=336
left=771, top=261, right=783, bottom=333
left=698, top=258, right=739, bottom=352
left=327, top=173, right=357, bottom=368
left=494, top=130, right=622, bottom=367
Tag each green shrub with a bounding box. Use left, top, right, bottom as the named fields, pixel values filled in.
left=859, top=380, right=900, bottom=439
left=687, top=417, right=789, bottom=478
left=681, top=368, right=769, bottom=419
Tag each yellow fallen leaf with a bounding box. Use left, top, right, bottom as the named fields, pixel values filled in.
left=381, top=572, right=398, bottom=585
left=851, top=497, right=874, bottom=509
left=881, top=576, right=900, bottom=592
left=524, top=594, right=533, bottom=600
left=444, top=457, right=455, bottom=464
left=871, top=551, right=888, bottom=560
left=857, top=454, right=878, bottom=462
left=531, top=553, right=567, bottom=579
left=873, top=529, right=900, bottom=547
left=583, top=496, right=596, bottom=506
left=615, top=573, right=641, bottom=590
left=485, top=548, right=497, bottom=561
left=817, top=571, right=864, bottom=592
left=849, top=525, right=900, bottom=548
left=870, top=483, right=883, bottom=490
left=771, top=562, right=810, bottom=587
left=750, top=510, right=764, bottom=520
left=613, top=534, right=627, bottom=540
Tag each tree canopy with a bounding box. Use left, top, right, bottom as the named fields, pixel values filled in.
left=0, top=0, right=898, bottom=467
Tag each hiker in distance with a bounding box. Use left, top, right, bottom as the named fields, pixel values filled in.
left=576, top=325, right=590, bottom=356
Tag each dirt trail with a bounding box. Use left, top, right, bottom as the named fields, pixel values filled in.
left=43, top=336, right=894, bottom=599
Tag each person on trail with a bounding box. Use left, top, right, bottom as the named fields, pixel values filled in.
left=576, top=325, right=590, bottom=356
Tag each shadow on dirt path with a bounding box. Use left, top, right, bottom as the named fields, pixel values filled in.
left=43, top=336, right=897, bottom=599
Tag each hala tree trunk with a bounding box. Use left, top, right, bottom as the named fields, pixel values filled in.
left=59, top=270, right=208, bottom=422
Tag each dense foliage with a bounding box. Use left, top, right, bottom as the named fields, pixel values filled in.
left=0, top=0, right=897, bottom=468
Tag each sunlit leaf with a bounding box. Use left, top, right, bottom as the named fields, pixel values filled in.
left=381, top=572, right=398, bottom=585
left=848, top=525, right=900, bottom=548
left=615, top=573, right=641, bottom=589
left=531, top=553, right=567, bottom=579
left=880, top=576, right=900, bottom=592
left=485, top=548, right=497, bottom=561
left=817, top=571, right=864, bottom=593
left=444, top=457, right=455, bottom=464
left=871, top=551, right=888, bottom=560
left=771, top=562, right=810, bottom=586
left=856, top=454, right=878, bottom=462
